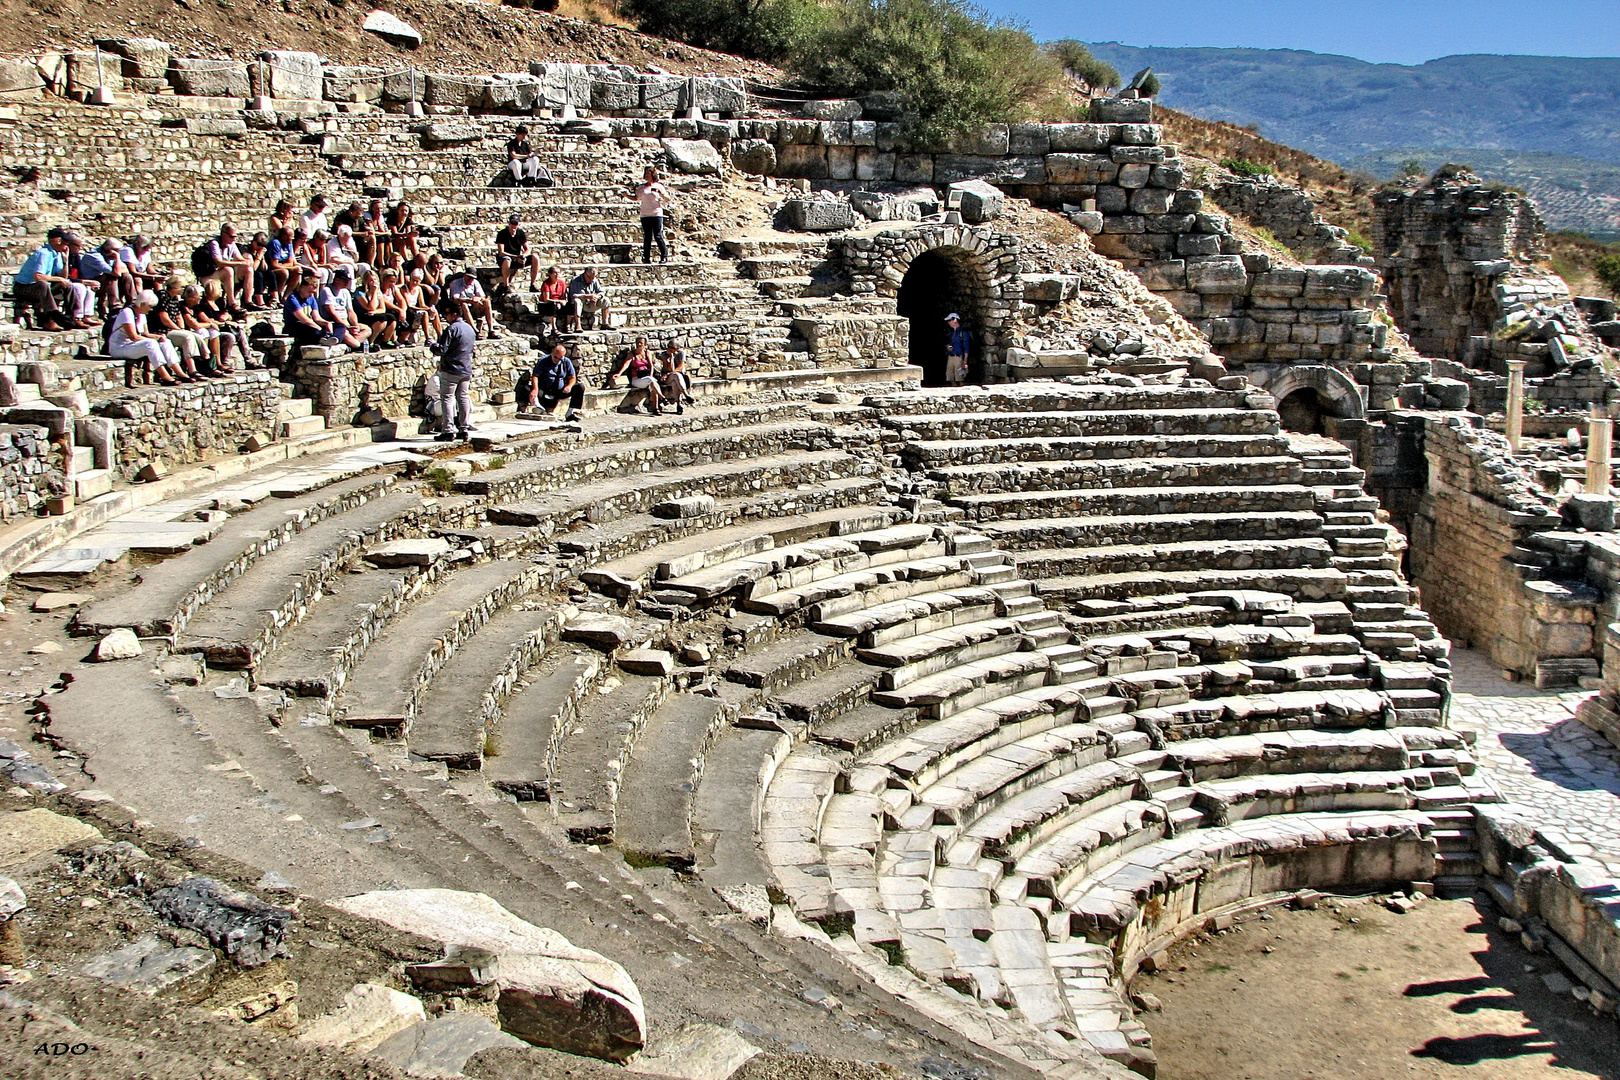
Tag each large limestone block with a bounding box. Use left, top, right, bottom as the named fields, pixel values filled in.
left=950, top=179, right=1004, bottom=224
left=0, top=58, right=38, bottom=95
left=627, top=1022, right=760, bottom=1079
left=97, top=38, right=172, bottom=80
left=373, top=1012, right=524, bottom=1077
left=334, top=889, right=645, bottom=1062
left=259, top=50, right=322, bottom=99
left=784, top=198, right=854, bottom=232
left=486, top=73, right=540, bottom=111
left=148, top=876, right=294, bottom=967
left=663, top=138, right=723, bottom=175
left=81, top=935, right=216, bottom=1001
left=426, top=72, right=492, bottom=107
left=167, top=58, right=249, bottom=98
left=729, top=139, right=777, bottom=175
left=363, top=9, right=422, bottom=48
left=1185, top=255, right=1250, bottom=296
left=694, top=77, right=747, bottom=114
left=300, top=982, right=426, bottom=1054
left=0, top=809, right=103, bottom=870
left=325, top=66, right=385, bottom=104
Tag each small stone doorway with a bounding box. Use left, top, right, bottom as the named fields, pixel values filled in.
left=1278, top=388, right=1327, bottom=434
left=897, top=248, right=978, bottom=387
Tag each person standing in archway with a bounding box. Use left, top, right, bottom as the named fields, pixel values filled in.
left=945, top=313, right=971, bottom=386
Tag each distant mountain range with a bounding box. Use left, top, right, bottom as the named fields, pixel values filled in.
left=1083, top=43, right=1620, bottom=238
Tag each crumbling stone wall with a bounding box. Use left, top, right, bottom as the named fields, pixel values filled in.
left=285, top=338, right=533, bottom=427
left=92, top=373, right=280, bottom=478
left=1206, top=171, right=1372, bottom=266
left=1372, top=173, right=1615, bottom=397
left=1406, top=416, right=1589, bottom=678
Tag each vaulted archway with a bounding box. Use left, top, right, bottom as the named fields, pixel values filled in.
left=897, top=248, right=985, bottom=386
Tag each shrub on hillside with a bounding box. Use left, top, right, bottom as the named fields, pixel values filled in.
left=1596, top=254, right=1620, bottom=296
left=1220, top=158, right=1274, bottom=178
left=1044, top=40, right=1120, bottom=91
left=619, top=0, right=822, bottom=60
left=788, top=0, right=1062, bottom=149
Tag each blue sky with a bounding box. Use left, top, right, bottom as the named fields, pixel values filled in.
left=975, top=0, right=1620, bottom=65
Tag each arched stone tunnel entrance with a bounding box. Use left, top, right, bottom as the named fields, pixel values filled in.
left=1257, top=365, right=1368, bottom=433
left=897, top=248, right=982, bottom=386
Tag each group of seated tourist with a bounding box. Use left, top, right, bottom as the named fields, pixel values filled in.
left=519, top=334, right=693, bottom=424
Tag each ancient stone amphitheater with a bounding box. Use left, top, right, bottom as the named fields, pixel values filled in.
left=0, top=40, right=1616, bottom=1080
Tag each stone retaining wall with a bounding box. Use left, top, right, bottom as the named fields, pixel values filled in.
left=285, top=338, right=533, bottom=427
left=91, top=371, right=280, bottom=478
left=0, top=422, right=59, bottom=521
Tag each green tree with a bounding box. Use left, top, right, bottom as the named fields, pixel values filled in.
left=1399, top=158, right=1426, bottom=178
left=1043, top=40, right=1120, bottom=91
left=788, top=0, right=1061, bottom=149
left=1138, top=71, right=1161, bottom=97
left=1596, top=254, right=1620, bottom=296
left=619, top=0, right=821, bottom=61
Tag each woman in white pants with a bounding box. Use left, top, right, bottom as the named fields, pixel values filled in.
left=108, top=291, right=187, bottom=386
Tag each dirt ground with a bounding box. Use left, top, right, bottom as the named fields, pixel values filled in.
left=1135, top=894, right=1619, bottom=1080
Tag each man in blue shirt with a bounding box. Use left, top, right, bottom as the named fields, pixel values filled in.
left=14, top=228, right=70, bottom=328
left=282, top=273, right=335, bottom=349
left=78, top=238, right=133, bottom=316
left=945, top=312, right=971, bottom=386
left=527, top=343, right=583, bottom=423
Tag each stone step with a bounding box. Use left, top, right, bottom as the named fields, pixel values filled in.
left=881, top=407, right=1276, bottom=441
left=173, top=488, right=423, bottom=667
left=1015, top=537, right=1335, bottom=579
left=951, top=484, right=1318, bottom=522
left=903, top=433, right=1295, bottom=468
left=615, top=692, right=728, bottom=869
left=551, top=673, right=669, bottom=842
left=281, top=414, right=327, bottom=438
left=277, top=396, right=314, bottom=420
left=72, top=467, right=114, bottom=500
left=256, top=566, right=416, bottom=698
left=929, top=456, right=1305, bottom=497
left=332, top=559, right=541, bottom=729
left=1040, top=566, right=1348, bottom=606
left=772, top=660, right=880, bottom=727
left=407, top=599, right=558, bottom=769
left=482, top=645, right=606, bottom=802
left=725, top=629, right=852, bottom=691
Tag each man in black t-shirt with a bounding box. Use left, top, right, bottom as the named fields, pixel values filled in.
left=506, top=125, right=549, bottom=187
left=496, top=214, right=541, bottom=292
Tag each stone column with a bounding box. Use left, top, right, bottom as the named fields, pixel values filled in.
left=1588, top=416, right=1613, bottom=495
left=1505, top=359, right=1526, bottom=454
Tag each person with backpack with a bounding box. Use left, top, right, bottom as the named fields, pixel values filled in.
left=430, top=300, right=477, bottom=442
left=283, top=272, right=338, bottom=351
left=196, top=224, right=255, bottom=311
left=527, top=343, right=584, bottom=422
left=604, top=335, right=661, bottom=415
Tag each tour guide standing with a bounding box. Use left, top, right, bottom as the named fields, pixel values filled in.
left=431, top=301, right=477, bottom=442
left=635, top=166, right=671, bottom=265
left=945, top=312, right=970, bottom=385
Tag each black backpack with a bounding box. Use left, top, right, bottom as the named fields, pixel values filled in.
left=190, top=242, right=217, bottom=279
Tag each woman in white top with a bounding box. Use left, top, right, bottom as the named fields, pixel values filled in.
left=634, top=166, right=671, bottom=265
left=108, top=291, right=186, bottom=387
left=294, top=229, right=331, bottom=286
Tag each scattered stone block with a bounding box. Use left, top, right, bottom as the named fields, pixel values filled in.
left=563, top=614, right=633, bottom=650
left=714, top=883, right=770, bottom=927
left=0, top=875, right=23, bottom=918
left=730, top=139, right=776, bottom=174
left=663, top=139, right=723, bottom=175
left=96, top=38, right=172, bottom=80
left=627, top=1022, right=760, bottom=1079
left=417, top=120, right=484, bottom=147
left=364, top=538, right=451, bottom=568
left=259, top=50, right=322, bottom=99
left=147, top=876, right=294, bottom=968
left=652, top=495, right=715, bottom=519
left=784, top=198, right=855, bottom=232
left=407, top=944, right=500, bottom=991
left=619, top=649, right=675, bottom=677
left=363, top=9, right=422, bottom=48
left=334, top=889, right=645, bottom=1061
left=679, top=643, right=711, bottom=665
left=137, top=461, right=168, bottom=482
left=28, top=642, right=61, bottom=655
left=300, top=982, right=426, bottom=1054
left=949, top=179, right=1004, bottom=223
left=81, top=935, right=216, bottom=1000
left=373, top=1012, right=525, bottom=1077
left=94, top=628, right=143, bottom=661
left=0, top=809, right=102, bottom=869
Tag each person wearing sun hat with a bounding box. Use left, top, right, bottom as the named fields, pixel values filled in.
left=944, top=312, right=971, bottom=386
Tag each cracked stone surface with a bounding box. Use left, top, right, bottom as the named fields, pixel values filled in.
left=1447, top=646, right=1620, bottom=877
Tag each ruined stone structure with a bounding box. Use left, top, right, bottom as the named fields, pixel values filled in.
left=0, top=39, right=1616, bottom=1080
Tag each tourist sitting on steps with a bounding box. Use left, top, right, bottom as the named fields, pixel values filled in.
left=945, top=312, right=970, bottom=386
left=505, top=126, right=553, bottom=187
left=387, top=200, right=421, bottom=264
left=247, top=232, right=274, bottom=310
left=200, top=223, right=256, bottom=312
left=658, top=339, right=693, bottom=414
left=527, top=342, right=584, bottom=422
left=80, top=238, right=133, bottom=318
left=268, top=199, right=296, bottom=243
left=283, top=272, right=339, bottom=352
left=299, top=194, right=329, bottom=242
left=203, top=280, right=259, bottom=369
left=604, top=335, right=662, bottom=415
left=354, top=269, right=399, bottom=349
left=422, top=253, right=448, bottom=308
left=496, top=215, right=542, bottom=293
left=565, top=267, right=611, bottom=332
left=107, top=290, right=188, bottom=387
left=536, top=265, right=567, bottom=336
left=13, top=228, right=71, bottom=329
left=431, top=300, right=477, bottom=442
left=153, top=277, right=206, bottom=380
left=325, top=225, right=367, bottom=283
left=119, top=234, right=167, bottom=296
left=448, top=268, right=496, bottom=337
left=320, top=267, right=373, bottom=352
left=61, top=232, right=102, bottom=330
left=267, top=227, right=298, bottom=301
left=180, top=283, right=232, bottom=375
left=294, top=229, right=329, bottom=287
left=403, top=269, right=442, bottom=343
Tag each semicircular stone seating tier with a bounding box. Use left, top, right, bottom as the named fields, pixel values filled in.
left=652, top=380, right=1498, bottom=1077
